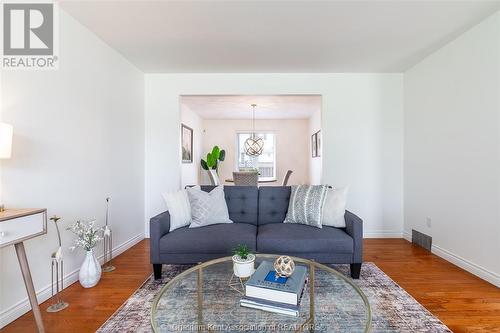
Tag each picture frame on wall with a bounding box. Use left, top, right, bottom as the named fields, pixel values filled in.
left=181, top=124, right=193, bottom=163
left=311, top=132, right=317, bottom=157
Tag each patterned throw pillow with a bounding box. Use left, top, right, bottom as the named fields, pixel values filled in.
left=283, top=185, right=328, bottom=228
left=186, top=185, right=233, bottom=228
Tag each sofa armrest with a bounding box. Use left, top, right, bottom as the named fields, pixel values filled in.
left=150, top=211, right=171, bottom=263
left=344, top=210, right=363, bottom=263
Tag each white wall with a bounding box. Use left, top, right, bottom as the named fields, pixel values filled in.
left=0, top=9, right=145, bottom=326
left=309, top=107, right=322, bottom=185
left=201, top=119, right=310, bottom=186
left=145, top=73, right=404, bottom=237
left=180, top=104, right=203, bottom=188
left=404, top=12, right=500, bottom=287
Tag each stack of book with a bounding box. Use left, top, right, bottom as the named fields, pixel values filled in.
left=240, top=261, right=307, bottom=317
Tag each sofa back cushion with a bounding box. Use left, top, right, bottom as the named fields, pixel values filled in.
left=258, top=186, right=291, bottom=225
left=200, top=185, right=258, bottom=225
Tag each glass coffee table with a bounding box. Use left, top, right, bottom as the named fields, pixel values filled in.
left=152, top=254, right=371, bottom=332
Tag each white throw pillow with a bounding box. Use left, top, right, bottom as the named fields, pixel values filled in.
left=186, top=185, right=233, bottom=228
left=162, top=189, right=192, bottom=232
left=321, top=186, right=349, bottom=228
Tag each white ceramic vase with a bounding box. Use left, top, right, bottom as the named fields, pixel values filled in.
left=79, top=249, right=102, bottom=288
left=232, top=254, right=255, bottom=278
left=208, top=169, right=220, bottom=185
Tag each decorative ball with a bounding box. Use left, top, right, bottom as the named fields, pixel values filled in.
left=244, top=136, right=264, bottom=156
left=273, top=256, right=295, bottom=278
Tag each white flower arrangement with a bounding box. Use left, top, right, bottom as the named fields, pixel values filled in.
left=67, top=220, right=102, bottom=252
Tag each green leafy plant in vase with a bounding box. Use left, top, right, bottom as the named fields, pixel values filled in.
left=232, top=244, right=255, bottom=278
left=201, top=146, right=226, bottom=185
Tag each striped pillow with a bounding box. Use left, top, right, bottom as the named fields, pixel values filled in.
left=283, top=185, right=328, bottom=228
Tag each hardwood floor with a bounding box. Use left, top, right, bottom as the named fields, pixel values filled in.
left=2, top=239, right=500, bottom=333
left=364, top=239, right=500, bottom=333
left=1, top=240, right=152, bottom=333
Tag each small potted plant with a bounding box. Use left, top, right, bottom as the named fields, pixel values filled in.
left=232, top=244, right=255, bottom=278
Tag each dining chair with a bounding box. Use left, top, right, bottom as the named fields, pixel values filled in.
left=233, top=172, right=258, bottom=186
left=282, top=170, right=293, bottom=186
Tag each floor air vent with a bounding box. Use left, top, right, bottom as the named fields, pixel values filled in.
left=412, top=229, right=432, bottom=251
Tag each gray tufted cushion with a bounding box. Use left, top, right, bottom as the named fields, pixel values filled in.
left=200, top=185, right=258, bottom=225
left=258, top=186, right=291, bottom=225
left=257, top=223, right=353, bottom=254
left=160, top=223, right=257, bottom=254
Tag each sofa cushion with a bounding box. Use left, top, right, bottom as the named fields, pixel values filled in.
left=200, top=185, right=258, bottom=225
left=283, top=185, right=328, bottom=228
left=160, top=223, right=257, bottom=254
left=187, top=186, right=233, bottom=228
left=258, top=186, right=291, bottom=225
left=257, top=223, right=353, bottom=254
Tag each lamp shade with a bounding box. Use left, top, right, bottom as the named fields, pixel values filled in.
left=0, top=122, right=13, bottom=159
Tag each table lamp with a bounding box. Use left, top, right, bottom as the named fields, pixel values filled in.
left=0, top=122, right=13, bottom=212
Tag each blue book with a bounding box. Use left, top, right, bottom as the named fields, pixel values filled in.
left=245, top=261, right=307, bottom=305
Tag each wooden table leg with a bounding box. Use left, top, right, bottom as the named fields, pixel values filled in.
left=14, top=242, right=45, bottom=333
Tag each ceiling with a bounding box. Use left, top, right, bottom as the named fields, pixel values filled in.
left=180, top=95, right=321, bottom=119
left=60, top=1, right=500, bottom=73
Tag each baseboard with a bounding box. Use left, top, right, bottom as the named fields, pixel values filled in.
left=431, top=244, right=500, bottom=288
left=0, top=232, right=145, bottom=329
left=363, top=231, right=403, bottom=238
left=402, top=231, right=412, bottom=242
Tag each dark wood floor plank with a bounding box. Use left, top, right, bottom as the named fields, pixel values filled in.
left=2, top=238, right=500, bottom=332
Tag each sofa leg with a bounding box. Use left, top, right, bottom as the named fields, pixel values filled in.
left=153, top=264, right=162, bottom=280
left=350, top=263, right=361, bottom=279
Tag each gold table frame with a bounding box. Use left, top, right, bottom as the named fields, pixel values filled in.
left=151, top=254, right=372, bottom=332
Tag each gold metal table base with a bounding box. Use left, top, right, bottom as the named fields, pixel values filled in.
left=228, top=273, right=249, bottom=295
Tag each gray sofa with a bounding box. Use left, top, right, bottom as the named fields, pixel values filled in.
left=150, top=186, right=363, bottom=279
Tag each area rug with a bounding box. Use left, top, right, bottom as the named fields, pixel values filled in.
left=96, top=263, right=451, bottom=333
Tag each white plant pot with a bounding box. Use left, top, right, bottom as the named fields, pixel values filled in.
left=79, top=249, right=102, bottom=288
left=232, top=254, right=255, bottom=278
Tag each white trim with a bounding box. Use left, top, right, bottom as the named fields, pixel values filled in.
left=144, top=219, right=150, bottom=238
left=431, top=244, right=500, bottom=288
left=402, top=230, right=412, bottom=242
left=373, top=230, right=499, bottom=287
left=363, top=230, right=403, bottom=238
left=0, top=233, right=145, bottom=328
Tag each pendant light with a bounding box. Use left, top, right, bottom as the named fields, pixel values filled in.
left=244, top=104, right=264, bottom=156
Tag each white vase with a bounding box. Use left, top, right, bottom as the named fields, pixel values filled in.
left=79, top=249, right=102, bottom=288
left=232, top=254, right=255, bottom=278
left=208, top=169, right=220, bottom=185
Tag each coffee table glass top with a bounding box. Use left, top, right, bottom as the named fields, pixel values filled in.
left=152, top=254, right=371, bottom=332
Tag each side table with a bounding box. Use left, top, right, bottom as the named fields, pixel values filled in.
left=0, top=208, right=47, bottom=333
